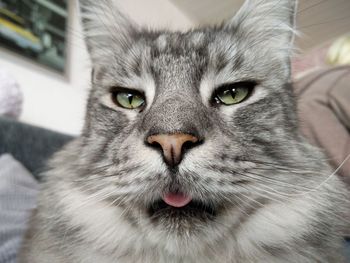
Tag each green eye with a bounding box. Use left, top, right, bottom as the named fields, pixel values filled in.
left=214, top=82, right=255, bottom=105
left=112, top=90, right=145, bottom=109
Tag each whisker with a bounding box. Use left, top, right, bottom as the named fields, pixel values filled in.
left=236, top=170, right=315, bottom=192
left=298, top=15, right=350, bottom=29
left=297, top=0, right=329, bottom=14
left=291, top=154, right=350, bottom=197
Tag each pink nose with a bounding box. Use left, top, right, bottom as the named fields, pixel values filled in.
left=147, top=133, right=199, bottom=166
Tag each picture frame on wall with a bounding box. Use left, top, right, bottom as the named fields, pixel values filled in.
left=0, top=0, right=68, bottom=74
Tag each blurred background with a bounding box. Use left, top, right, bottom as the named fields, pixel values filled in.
left=0, top=0, right=349, bottom=135
left=0, top=0, right=67, bottom=72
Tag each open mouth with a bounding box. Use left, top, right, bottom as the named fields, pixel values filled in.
left=148, top=193, right=218, bottom=221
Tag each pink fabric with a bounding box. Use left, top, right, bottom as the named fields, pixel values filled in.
left=295, top=66, right=350, bottom=185
left=292, top=43, right=331, bottom=77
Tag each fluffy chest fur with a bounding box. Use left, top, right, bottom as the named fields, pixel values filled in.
left=22, top=166, right=346, bottom=263
left=19, top=0, right=349, bottom=262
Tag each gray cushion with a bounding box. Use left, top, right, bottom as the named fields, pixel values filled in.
left=0, top=117, right=73, bottom=180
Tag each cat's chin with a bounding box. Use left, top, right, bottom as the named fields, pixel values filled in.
left=144, top=198, right=229, bottom=257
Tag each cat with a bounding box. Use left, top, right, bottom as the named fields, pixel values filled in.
left=19, top=0, right=349, bottom=262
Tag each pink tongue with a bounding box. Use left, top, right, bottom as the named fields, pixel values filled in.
left=163, top=193, right=192, bottom=208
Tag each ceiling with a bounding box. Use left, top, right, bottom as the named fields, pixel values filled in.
left=170, top=0, right=350, bottom=50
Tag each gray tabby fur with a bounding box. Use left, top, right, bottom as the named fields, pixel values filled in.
left=19, top=0, right=349, bottom=262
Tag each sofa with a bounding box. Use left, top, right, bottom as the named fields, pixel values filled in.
left=0, top=117, right=73, bottom=180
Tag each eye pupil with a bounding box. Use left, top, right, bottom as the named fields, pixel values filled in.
left=127, top=94, right=133, bottom=104
left=229, top=89, right=237, bottom=98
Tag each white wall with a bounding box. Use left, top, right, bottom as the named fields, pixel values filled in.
left=0, top=0, right=194, bottom=135
left=0, top=1, right=90, bottom=135
left=116, top=0, right=194, bottom=31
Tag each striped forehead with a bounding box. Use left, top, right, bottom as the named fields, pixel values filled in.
left=147, top=33, right=210, bottom=93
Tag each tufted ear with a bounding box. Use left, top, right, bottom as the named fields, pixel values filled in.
left=79, top=0, right=138, bottom=63
left=226, top=0, right=297, bottom=56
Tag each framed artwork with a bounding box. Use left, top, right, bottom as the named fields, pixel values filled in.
left=0, top=0, right=68, bottom=73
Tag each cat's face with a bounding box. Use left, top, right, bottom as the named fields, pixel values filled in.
left=78, top=0, right=302, bottom=254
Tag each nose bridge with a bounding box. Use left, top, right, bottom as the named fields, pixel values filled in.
left=141, top=52, right=210, bottom=135
left=143, top=95, right=206, bottom=137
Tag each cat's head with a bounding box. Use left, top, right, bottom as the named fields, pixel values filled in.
left=77, top=0, right=303, bottom=255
